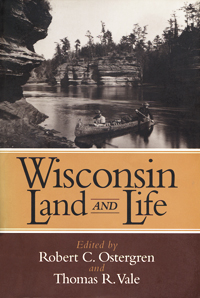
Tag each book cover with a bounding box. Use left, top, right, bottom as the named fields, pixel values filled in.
left=0, top=0, right=200, bottom=297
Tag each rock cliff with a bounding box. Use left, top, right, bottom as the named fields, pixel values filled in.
left=57, top=54, right=141, bottom=87
left=0, top=0, right=52, bottom=102
left=0, top=98, right=74, bottom=147
left=0, top=0, right=74, bottom=147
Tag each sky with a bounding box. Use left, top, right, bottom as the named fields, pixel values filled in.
left=35, top=0, right=198, bottom=59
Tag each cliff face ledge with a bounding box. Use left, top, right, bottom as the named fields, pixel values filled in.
left=0, top=1, right=74, bottom=147
left=56, top=55, right=141, bottom=87
left=0, top=0, right=52, bottom=102
left=0, top=98, right=47, bottom=123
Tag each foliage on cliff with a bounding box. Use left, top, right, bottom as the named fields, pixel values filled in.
left=35, top=2, right=200, bottom=90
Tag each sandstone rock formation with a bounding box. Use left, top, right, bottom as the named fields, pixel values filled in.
left=57, top=54, right=141, bottom=87
left=0, top=98, right=74, bottom=147
left=0, top=0, right=52, bottom=102
left=0, top=0, right=74, bottom=147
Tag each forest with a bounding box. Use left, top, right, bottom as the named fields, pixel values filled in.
left=34, top=1, right=200, bottom=93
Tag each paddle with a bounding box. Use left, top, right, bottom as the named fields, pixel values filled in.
left=135, top=109, right=154, bottom=124
left=105, top=142, right=118, bottom=148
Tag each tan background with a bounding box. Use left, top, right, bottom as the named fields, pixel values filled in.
left=0, top=151, right=200, bottom=230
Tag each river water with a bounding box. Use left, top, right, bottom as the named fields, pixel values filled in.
left=23, top=83, right=200, bottom=148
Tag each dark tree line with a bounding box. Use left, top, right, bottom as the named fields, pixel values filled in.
left=144, top=2, right=200, bottom=87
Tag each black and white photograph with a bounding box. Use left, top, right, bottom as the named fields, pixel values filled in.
left=0, top=0, right=199, bottom=148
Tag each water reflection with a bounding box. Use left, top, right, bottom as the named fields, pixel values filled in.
left=23, top=83, right=200, bottom=148
left=75, top=125, right=154, bottom=148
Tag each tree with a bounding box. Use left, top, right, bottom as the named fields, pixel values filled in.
left=85, top=30, right=94, bottom=46
left=163, top=19, right=174, bottom=45
left=52, top=37, right=70, bottom=68
left=119, top=33, right=136, bottom=53
left=180, top=3, right=197, bottom=27
left=97, top=22, right=114, bottom=55
left=174, top=16, right=179, bottom=38
left=181, top=2, right=200, bottom=28
left=75, top=39, right=81, bottom=56
left=60, top=37, right=70, bottom=61
left=194, top=1, right=200, bottom=28
left=153, top=35, right=163, bottom=50
left=132, top=23, right=147, bottom=48
left=104, top=30, right=113, bottom=45
left=128, top=33, right=136, bottom=52
left=101, top=21, right=106, bottom=45
left=131, top=24, right=148, bottom=84
left=120, top=35, right=130, bottom=52
left=85, top=30, right=94, bottom=58
left=163, top=14, right=179, bottom=54
left=146, top=40, right=153, bottom=52
left=52, top=43, right=63, bottom=68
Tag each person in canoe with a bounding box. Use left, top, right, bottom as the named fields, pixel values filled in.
left=93, top=110, right=106, bottom=125
left=136, top=102, right=154, bottom=122
left=135, top=102, right=154, bottom=130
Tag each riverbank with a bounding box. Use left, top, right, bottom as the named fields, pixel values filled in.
left=0, top=98, right=74, bottom=148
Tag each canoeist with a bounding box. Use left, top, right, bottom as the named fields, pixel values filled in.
left=136, top=102, right=154, bottom=122
left=93, top=110, right=106, bottom=124
left=135, top=102, right=154, bottom=131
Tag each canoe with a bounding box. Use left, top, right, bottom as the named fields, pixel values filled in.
left=75, top=118, right=153, bottom=137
